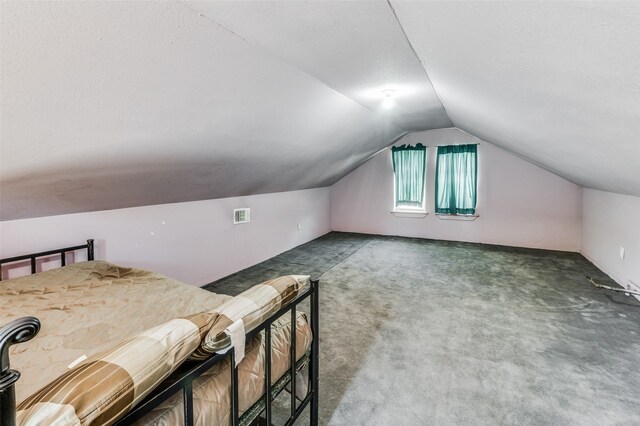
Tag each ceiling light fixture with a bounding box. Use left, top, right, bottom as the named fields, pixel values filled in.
left=381, top=89, right=395, bottom=109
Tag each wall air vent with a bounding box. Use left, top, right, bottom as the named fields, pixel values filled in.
left=233, top=208, right=250, bottom=224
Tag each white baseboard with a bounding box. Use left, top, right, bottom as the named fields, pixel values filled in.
left=580, top=250, right=640, bottom=302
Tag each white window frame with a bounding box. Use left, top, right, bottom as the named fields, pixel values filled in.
left=391, top=147, right=428, bottom=217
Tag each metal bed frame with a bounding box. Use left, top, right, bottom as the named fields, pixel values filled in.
left=0, top=239, right=95, bottom=280
left=0, top=240, right=319, bottom=426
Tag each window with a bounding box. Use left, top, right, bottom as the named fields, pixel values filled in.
left=391, top=144, right=426, bottom=211
left=435, top=144, right=477, bottom=215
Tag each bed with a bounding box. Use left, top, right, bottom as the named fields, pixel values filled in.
left=0, top=240, right=319, bottom=426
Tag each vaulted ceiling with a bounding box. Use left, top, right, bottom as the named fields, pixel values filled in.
left=1, top=1, right=638, bottom=220
left=392, top=1, right=640, bottom=197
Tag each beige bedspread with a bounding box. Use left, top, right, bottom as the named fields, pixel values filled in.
left=1, top=261, right=312, bottom=426
left=0, top=261, right=230, bottom=403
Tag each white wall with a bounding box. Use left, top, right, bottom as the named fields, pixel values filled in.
left=581, top=189, right=640, bottom=290
left=0, top=188, right=330, bottom=285
left=331, top=128, right=582, bottom=251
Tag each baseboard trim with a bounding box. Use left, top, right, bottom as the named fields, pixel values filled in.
left=330, top=229, right=579, bottom=253
left=580, top=250, right=640, bottom=302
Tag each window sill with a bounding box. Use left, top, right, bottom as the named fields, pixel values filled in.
left=436, top=213, right=479, bottom=221
left=391, top=210, right=429, bottom=218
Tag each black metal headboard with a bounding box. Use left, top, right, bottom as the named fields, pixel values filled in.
left=0, top=239, right=94, bottom=280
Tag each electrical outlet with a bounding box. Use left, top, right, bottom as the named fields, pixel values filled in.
left=619, top=247, right=625, bottom=260
left=297, top=223, right=302, bottom=231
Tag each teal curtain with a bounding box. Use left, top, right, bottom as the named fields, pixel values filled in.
left=435, top=144, right=477, bottom=215
left=391, top=144, right=426, bottom=208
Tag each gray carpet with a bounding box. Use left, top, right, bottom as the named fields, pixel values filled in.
left=205, top=232, right=640, bottom=425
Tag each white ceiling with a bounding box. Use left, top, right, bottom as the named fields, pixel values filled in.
left=392, top=1, right=640, bottom=196
left=184, top=0, right=451, bottom=131
left=1, top=1, right=639, bottom=220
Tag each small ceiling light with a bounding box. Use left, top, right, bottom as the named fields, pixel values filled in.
left=381, top=89, right=395, bottom=109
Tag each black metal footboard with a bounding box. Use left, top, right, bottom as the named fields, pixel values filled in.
left=115, top=277, right=320, bottom=426
left=0, top=318, right=41, bottom=426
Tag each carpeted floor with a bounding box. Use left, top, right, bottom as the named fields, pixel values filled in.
left=204, top=232, right=640, bottom=425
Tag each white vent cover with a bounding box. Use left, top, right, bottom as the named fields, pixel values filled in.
left=233, top=208, right=250, bottom=224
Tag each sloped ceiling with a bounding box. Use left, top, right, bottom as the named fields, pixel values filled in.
left=2, top=1, right=639, bottom=220
left=0, top=1, right=447, bottom=220
left=183, top=0, right=451, bottom=131
left=391, top=1, right=640, bottom=197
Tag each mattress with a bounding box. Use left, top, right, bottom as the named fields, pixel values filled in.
left=0, top=261, right=312, bottom=426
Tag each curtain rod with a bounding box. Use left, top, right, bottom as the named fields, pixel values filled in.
left=390, top=142, right=480, bottom=148
left=434, top=142, right=480, bottom=146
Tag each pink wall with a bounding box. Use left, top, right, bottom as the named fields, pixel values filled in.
left=581, top=189, right=640, bottom=291
left=0, top=188, right=331, bottom=285
left=331, top=128, right=582, bottom=251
